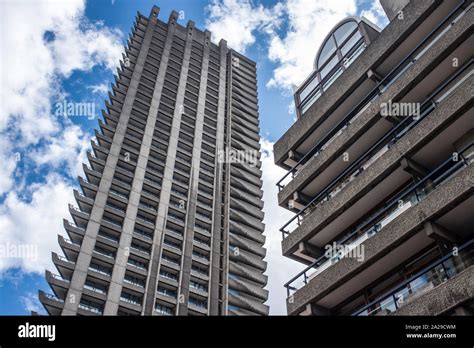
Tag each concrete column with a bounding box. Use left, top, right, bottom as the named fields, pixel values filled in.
left=103, top=7, right=178, bottom=315
left=143, top=15, right=195, bottom=315
left=61, top=10, right=157, bottom=315
left=209, top=39, right=228, bottom=315
left=177, top=30, right=212, bottom=316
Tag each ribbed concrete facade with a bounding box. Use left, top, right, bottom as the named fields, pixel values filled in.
left=275, top=0, right=473, bottom=316
left=39, top=6, right=268, bottom=316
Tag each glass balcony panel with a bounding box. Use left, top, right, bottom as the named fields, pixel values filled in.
left=318, top=36, right=337, bottom=67
left=299, top=74, right=320, bottom=101
left=334, top=21, right=358, bottom=45
left=341, top=30, right=362, bottom=56
left=320, top=55, right=339, bottom=80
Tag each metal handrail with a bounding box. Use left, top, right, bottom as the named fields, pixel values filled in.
left=284, top=141, right=472, bottom=296
left=276, top=1, right=469, bottom=191
left=280, top=58, right=473, bottom=238
left=352, top=239, right=474, bottom=316
left=296, top=36, right=365, bottom=112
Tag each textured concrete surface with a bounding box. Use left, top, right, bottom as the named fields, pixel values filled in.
left=273, top=0, right=440, bottom=165
left=277, top=9, right=474, bottom=206
left=282, top=74, right=473, bottom=258
left=392, top=266, right=474, bottom=316
left=287, top=163, right=474, bottom=315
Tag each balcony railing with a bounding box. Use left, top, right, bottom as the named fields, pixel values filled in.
left=120, top=296, right=142, bottom=306
left=353, top=239, right=474, bottom=316
left=127, top=260, right=146, bottom=270
left=280, top=58, right=473, bottom=239
left=88, top=265, right=111, bottom=276
left=124, top=278, right=145, bottom=288
left=284, top=142, right=473, bottom=296
left=155, top=306, right=173, bottom=316
left=43, top=292, right=64, bottom=302
left=296, top=33, right=366, bottom=116
left=84, top=283, right=107, bottom=295
left=78, top=302, right=103, bottom=314
left=276, top=1, right=471, bottom=191
left=56, top=254, right=73, bottom=264
left=157, top=288, right=177, bottom=298
left=50, top=272, right=69, bottom=282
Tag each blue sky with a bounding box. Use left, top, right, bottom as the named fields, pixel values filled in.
left=0, top=0, right=387, bottom=315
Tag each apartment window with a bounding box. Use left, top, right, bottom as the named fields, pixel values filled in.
left=296, top=18, right=369, bottom=116
left=188, top=296, right=207, bottom=309
left=155, top=303, right=174, bottom=315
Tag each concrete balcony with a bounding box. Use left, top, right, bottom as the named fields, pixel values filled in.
left=39, top=290, right=64, bottom=316
left=229, top=246, right=267, bottom=272
left=230, top=197, right=265, bottom=221
left=391, top=265, right=474, bottom=316
left=52, top=252, right=75, bottom=280
left=74, top=189, right=94, bottom=214
left=232, top=129, right=260, bottom=151
left=228, top=292, right=268, bottom=316
left=231, top=110, right=260, bottom=133
left=229, top=220, right=265, bottom=245
left=231, top=166, right=263, bottom=188
left=45, top=270, right=70, bottom=301
left=286, top=164, right=473, bottom=315
left=228, top=276, right=269, bottom=301
left=78, top=176, right=98, bottom=201
left=232, top=121, right=260, bottom=143
left=230, top=186, right=264, bottom=209
left=229, top=232, right=266, bottom=258
left=274, top=0, right=465, bottom=166
left=58, top=235, right=80, bottom=262
left=277, top=6, right=473, bottom=208
left=281, top=75, right=473, bottom=261
left=82, top=164, right=102, bottom=187
left=230, top=209, right=265, bottom=233
left=231, top=106, right=258, bottom=127
left=229, top=261, right=268, bottom=286
left=63, top=219, right=85, bottom=244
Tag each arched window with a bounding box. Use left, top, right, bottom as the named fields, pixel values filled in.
left=296, top=17, right=370, bottom=116
left=315, top=19, right=361, bottom=71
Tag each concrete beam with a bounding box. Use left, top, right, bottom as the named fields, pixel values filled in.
left=401, top=157, right=429, bottom=179
left=424, top=221, right=459, bottom=244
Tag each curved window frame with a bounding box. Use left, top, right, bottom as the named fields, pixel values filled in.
left=296, top=18, right=368, bottom=116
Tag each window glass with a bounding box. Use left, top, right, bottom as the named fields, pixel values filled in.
left=320, top=55, right=339, bottom=80
left=301, top=88, right=321, bottom=114
left=318, top=36, right=336, bottom=67
left=341, top=30, right=362, bottom=56
left=299, top=74, right=319, bottom=101
left=322, top=67, right=343, bottom=91
left=334, top=21, right=358, bottom=45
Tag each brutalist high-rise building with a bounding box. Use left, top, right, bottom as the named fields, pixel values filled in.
left=274, top=0, right=473, bottom=315
left=39, top=6, right=269, bottom=316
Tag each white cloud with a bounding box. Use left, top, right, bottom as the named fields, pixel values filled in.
left=20, top=292, right=45, bottom=314
left=260, top=139, right=305, bottom=314
left=0, top=0, right=123, bottom=194
left=0, top=0, right=123, bottom=277
left=88, top=83, right=109, bottom=94
left=205, top=0, right=388, bottom=92
left=30, top=123, right=90, bottom=179
left=267, top=0, right=357, bottom=90
left=205, top=0, right=283, bottom=53
left=0, top=174, right=73, bottom=273
left=359, top=0, right=388, bottom=28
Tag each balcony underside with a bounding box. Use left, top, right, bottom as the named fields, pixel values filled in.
left=287, top=169, right=473, bottom=315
